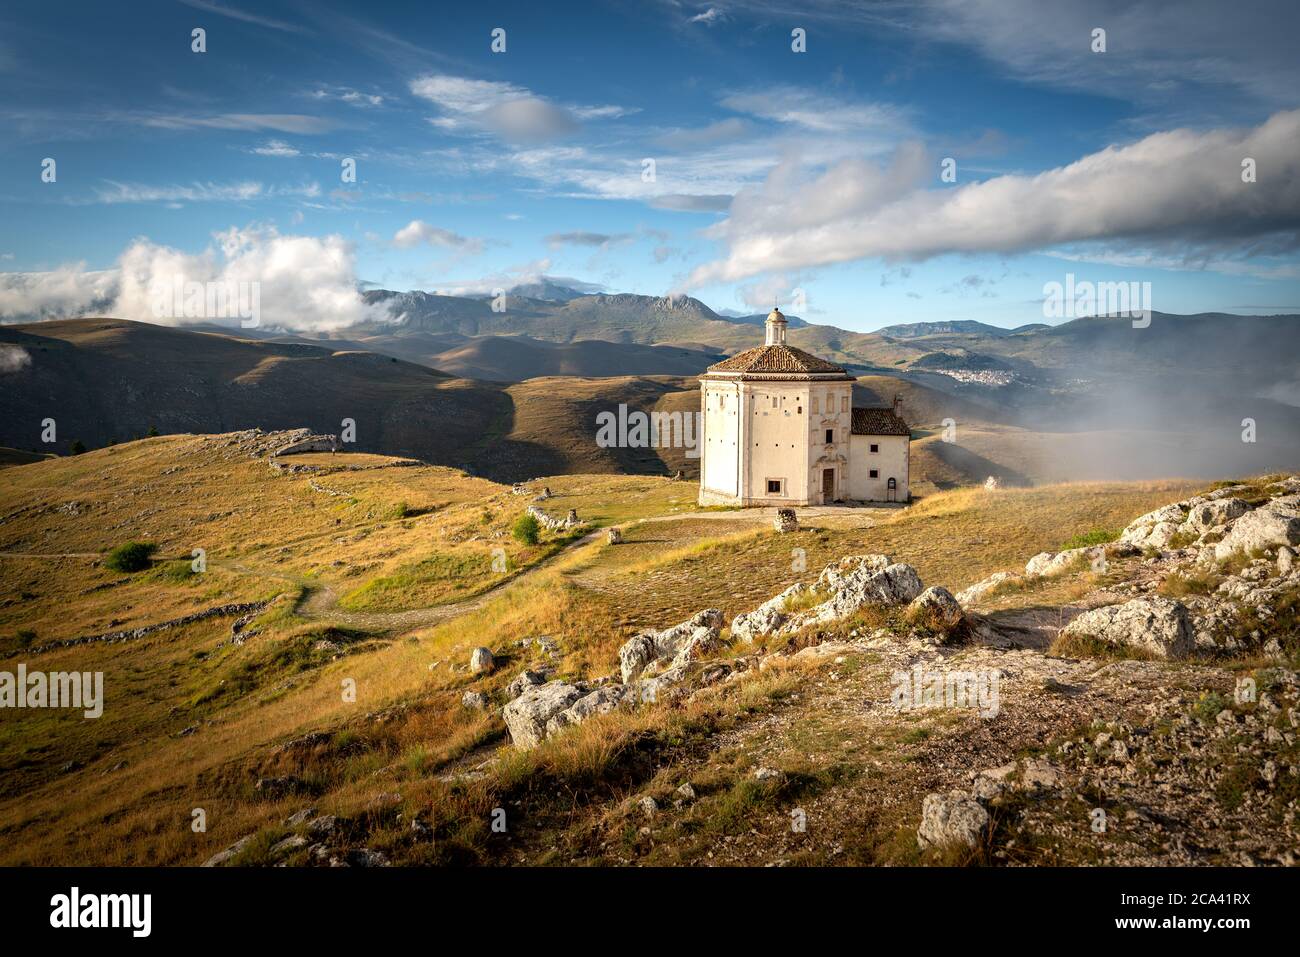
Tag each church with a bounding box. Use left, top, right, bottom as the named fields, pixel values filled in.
left=697, top=307, right=911, bottom=507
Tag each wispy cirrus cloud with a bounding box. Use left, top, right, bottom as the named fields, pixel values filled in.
left=177, top=0, right=311, bottom=35
left=91, top=180, right=321, bottom=205
left=410, top=73, right=630, bottom=142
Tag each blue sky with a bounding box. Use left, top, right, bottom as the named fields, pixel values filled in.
left=1, top=0, right=1298, bottom=332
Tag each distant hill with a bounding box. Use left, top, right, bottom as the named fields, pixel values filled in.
left=0, top=319, right=507, bottom=467
left=425, top=335, right=722, bottom=381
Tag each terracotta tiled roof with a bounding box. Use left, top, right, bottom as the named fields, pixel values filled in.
left=851, top=407, right=911, bottom=436
left=704, top=344, right=849, bottom=376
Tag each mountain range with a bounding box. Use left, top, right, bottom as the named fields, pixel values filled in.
left=2, top=282, right=1298, bottom=485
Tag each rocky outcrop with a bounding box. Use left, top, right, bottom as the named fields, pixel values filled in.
left=1059, top=597, right=1194, bottom=659
left=917, top=791, right=989, bottom=850
left=907, top=586, right=964, bottom=632
left=502, top=681, right=584, bottom=749
left=954, top=571, right=1017, bottom=608
left=1213, top=496, right=1300, bottom=561
left=728, top=583, right=807, bottom=643
left=619, top=609, right=724, bottom=682
left=725, top=555, right=923, bottom=644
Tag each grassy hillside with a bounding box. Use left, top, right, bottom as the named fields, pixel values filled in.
left=0, top=433, right=1217, bottom=865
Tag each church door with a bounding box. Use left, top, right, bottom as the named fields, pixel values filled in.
left=822, top=468, right=835, bottom=503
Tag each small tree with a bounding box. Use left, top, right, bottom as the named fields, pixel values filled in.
left=105, top=541, right=158, bottom=573
left=68, top=440, right=86, bottom=455
left=512, top=512, right=541, bottom=545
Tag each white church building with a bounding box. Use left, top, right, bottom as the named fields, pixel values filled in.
left=698, top=307, right=911, bottom=507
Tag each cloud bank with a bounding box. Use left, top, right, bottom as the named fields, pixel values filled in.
left=0, top=227, right=381, bottom=332
left=686, top=110, right=1300, bottom=287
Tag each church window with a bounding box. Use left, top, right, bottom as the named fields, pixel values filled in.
left=825, top=428, right=834, bottom=444
left=869, top=469, right=879, bottom=478
left=870, top=443, right=879, bottom=453
left=766, top=478, right=784, bottom=495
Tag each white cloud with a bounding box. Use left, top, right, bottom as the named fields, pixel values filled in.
left=409, top=73, right=623, bottom=141
left=720, top=87, right=908, bottom=135
left=0, top=228, right=382, bottom=332
left=688, top=7, right=727, bottom=25
left=0, top=344, right=31, bottom=373
left=91, top=180, right=320, bottom=204
left=249, top=139, right=301, bottom=157
left=391, top=220, right=483, bottom=252
left=686, top=110, right=1300, bottom=287
left=143, top=113, right=337, bottom=134
left=309, top=86, right=385, bottom=108
left=177, top=0, right=309, bottom=34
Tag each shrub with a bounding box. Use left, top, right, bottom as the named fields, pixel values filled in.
left=1059, top=527, right=1118, bottom=551
left=512, top=512, right=541, bottom=545
left=390, top=501, right=411, bottom=520
left=68, top=440, right=86, bottom=455
left=105, top=541, right=158, bottom=573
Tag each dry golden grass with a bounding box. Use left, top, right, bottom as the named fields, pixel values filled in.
left=0, top=435, right=1238, bottom=865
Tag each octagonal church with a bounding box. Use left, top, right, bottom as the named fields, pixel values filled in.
left=698, top=307, right=910, bottom=507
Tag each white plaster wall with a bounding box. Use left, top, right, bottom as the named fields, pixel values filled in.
left=807, top=385, right=852, bottom=503
left=848, top=433, right=910, bottom=501
left=745, top=381, right=809, bottom=502
left=700, top=382, right=740, bottom=498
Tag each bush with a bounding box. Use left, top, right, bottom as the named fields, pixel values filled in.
left=1059, top=527, right=1118, bottom=551
left=68, top=440, right=86, bottom=455
left=512, top=512, right=541, bottom=545
left=105, top=541, right=158, bottom=573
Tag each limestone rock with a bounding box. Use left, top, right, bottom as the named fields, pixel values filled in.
left=773, top=508, right=799, bottom=533
left=917, top=790, right=989, bottom=849
left=506, top=669, right=546, bottom=700
left=729, top=583, right=807, bottom=642
left=469, top=647, right=495, bottom=675
left=461, top=690, right=489, bottom=710
left=1184, top=497, right=1249, bottom=532
left=618, top=609, right=724, bottom=682
left=955, top=571, right=1016, bottom=608
left=1214, top=498, right=1300, bottom=561
left=907, top=586, right=964, bottom=631
left=606, top=527, right=623, bottom=545
left=502, top=681, right=584, bottom=749
left=1060, top=597, right=1194, bottom=659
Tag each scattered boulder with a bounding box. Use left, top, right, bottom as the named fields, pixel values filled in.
left=1214, top=497, right=1300, bottom=561
left=469, top=647, right=495, bottom=675
left=729, top=583, right=807, bottom=642
left=917, top=791, right=988, bottom=850
left=1059, top=597, right=1194, bottom=659
left=1184, top=498, right=1248, bottom=532
left=773, top=508, right=799, bottom=533
left=545, top=685, right=631, bottom=736
left=506, top=669, right=546, bottom=700
left=907, top=586, right=964, bottom=632
left=502, top=681, right=584, bottom=749
left=618, top=609, right=724, bottom=682
left=676, top=782, right=697, bottom=802
left=983, top=476, right=1001, bottom=491
left=461, top=690, right=489, bottom=710
left=954, top=571, right=1016, bottom=608
left=606, top=527, right=624, bottom=545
